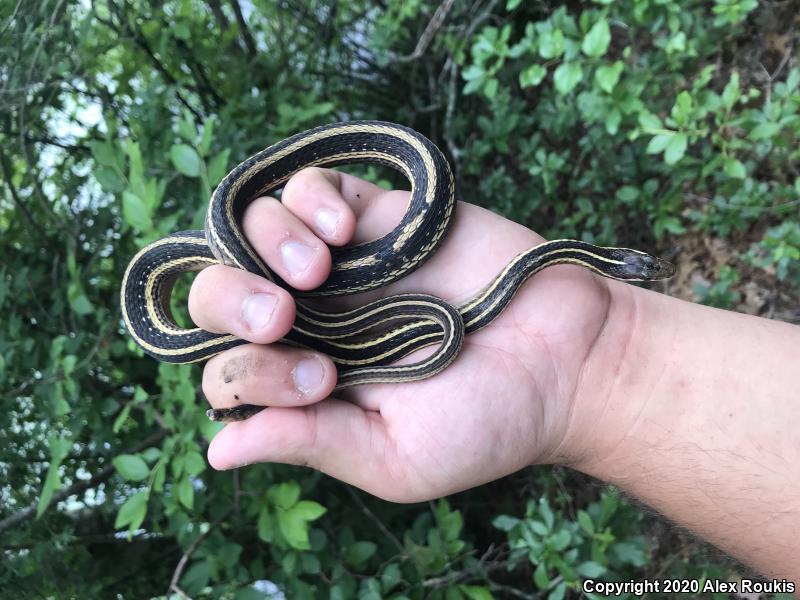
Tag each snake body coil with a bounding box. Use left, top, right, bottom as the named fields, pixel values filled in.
left=121, top=121, right=675, bottom=421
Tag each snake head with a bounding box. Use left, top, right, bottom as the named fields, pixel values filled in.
left=621, top=251, right=676, bottom=281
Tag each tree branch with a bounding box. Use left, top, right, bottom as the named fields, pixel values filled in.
left=0, top=430, right=168, bottom=535
left=0, top=145, right=46, bottom=236
left=205, top=0, right=229, bottom=31
left=168, top=506, right=233, bottom=596
left=228, top=0, right=257, bottom=59
left=98, top=0, right=202, bottom=119
left=394, top=0, right=455, bottom=63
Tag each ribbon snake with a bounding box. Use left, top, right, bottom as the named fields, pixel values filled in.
left=121, top=121, right=675, bottom=421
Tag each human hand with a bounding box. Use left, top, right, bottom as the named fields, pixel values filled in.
left=189, top=167, right=614, bottom=501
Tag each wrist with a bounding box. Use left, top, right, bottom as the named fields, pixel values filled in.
left=548, top=279, right=676, bottom=472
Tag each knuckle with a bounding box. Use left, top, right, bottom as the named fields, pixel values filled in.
left=284, top=167, right=339, bottom=203
left=188, top=264, right=225, bottom=318
left=201, top=362, right=216, bottom=402
left=244, top=195, right=282, bottom=219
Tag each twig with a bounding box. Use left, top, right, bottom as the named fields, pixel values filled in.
left=0, top=146, right=45, bottom=236
left=487, top=580, right=540, bottom=599
left=205, top=0, right=229, bottom=32
left=98, top=0, right=202, bottom=119
left=168, top=507, right=234, bottom=596
left=443, top=0, right=501, bottom=185
left=229, top=0, right=257, bottom=59
left=444, top=58, right=461, bottom=181
left=344, top=485, right=406, bottom=557
left=394, top=0, right=455, bottom=63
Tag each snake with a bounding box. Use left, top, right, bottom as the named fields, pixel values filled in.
left=120, top=121, right=675, bottom=422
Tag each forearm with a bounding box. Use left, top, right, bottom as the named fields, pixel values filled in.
left=566, top=281, right=800, bottom=578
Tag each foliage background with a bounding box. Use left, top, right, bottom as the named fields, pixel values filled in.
left=1, top=0, right=798, bottom=598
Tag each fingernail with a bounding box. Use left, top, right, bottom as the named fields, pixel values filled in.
left=293, top=355, right=325, bottom=394
left=315, top=207, right=340, bottom=237
left=280, top=240, right=317, bottom=277
left=241, top=292, right=277, bottom=331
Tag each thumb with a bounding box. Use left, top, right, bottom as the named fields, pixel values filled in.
left=206, top=399, right=409, bottom=500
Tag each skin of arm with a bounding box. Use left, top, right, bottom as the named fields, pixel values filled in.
left=189, top=167, right=800, bottom=581
left=564, top=280, right=800, bottom=579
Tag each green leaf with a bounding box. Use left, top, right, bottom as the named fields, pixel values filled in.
left=538, top=28, right=564, bottom=59
left=638, top=112, right=663, bottom=131
left=551, top=528, right=571, bottom=550
left=90, top=140, right=118, bottom=167
left=126, top=141, right=145, bottom=197
left=114, top=490, right=148, bottom=530
left=655, top=215, right=686, bottom=236
left=549, top=581, right=566, bottom=600
left=151, top=461, right=166, bottom=493
left=37, top=436, right=71, bottom=518
left=257, top=508, right=274, bottom=542
left=462, top=65, right=484, bottom=81
left=529, top=520, right=548, bottom=536
left=595, top=60, right=623, bottom=93
left=270, top=480, right=301, bottom=509
left=576, top=561, right=606, bottom=577
left=582, top=19, right=611, bottom=57
left=177, top=114, right=196, bottom=141
left=113, top=454, right=150, bottom=481
left=577, top=510, right=595, bottom=534
left=612, top=541, right=647, bottom=566
left=724, top=158, right=747, bottom=179
left=183, top=450, right=206, bottom=475
left=381, top=563, right=402, bottom=592
left=199, top=117, right=215, bottom=156
left=539, top=498, right=554, bottom=529
left=722, top=71, right=740, bottom=110
left=174, top=22, right=190, bottom=40
left=664, top=133, right=688, bottom=164
left=459, top=585, right=494, bottom=600
left=671, top=91, right=693, bottom=125
left=605, top=108, right=621, bottom=135
left=506, top=0, right=522, bottom=9
left=134, top=386, right=148, bottom=403
left=278, top=507, right=311, bottom=550
left=282, top=549, right=298, bottom=575
left=483, top=78, right=498, bottom=99
left=207, top=149, right=230, bottom=186
left=665, top=31, right=686, bottom=54
left=94, top=166, right=125, bottom=193
left=519, top=64, right=547, bottom=88
left=292, top=500, right=327, bottom=521
left=170, top=144, right=201, bottom=177
left=180, top=559, right=210, bottom=595
left=112, top=404, right=132, bottom=432
left=345, top=541, right=377, bottom=566
left=493, top=515, right=520, bottom=531
left=646, top=133, right=674, bottom=154
left=177, top=475, right=194, bottom=509
left=749, top=122, right=780, bottom=140
left=301, top=553, right=321, bottom=574
left=616, top=186, right=639, bottom=202
left=553, top=62, right=583, bottom=95
left=217, top=542, right=243, bottom=569
left=122, top=191, right=152, bottom=231
left=67, top=281, right=94, bottom=316
left=533, top=561, right=549, bottom=589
